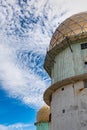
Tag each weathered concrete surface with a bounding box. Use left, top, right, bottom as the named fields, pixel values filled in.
left=51, top=81, right=87, bottom=130
left=51, top=42, right=86, bottom=84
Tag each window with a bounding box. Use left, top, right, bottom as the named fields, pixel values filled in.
left=84, top=60, right=87, bottom=68
left=62, top=109, right=65, bottom=113
left=61, top=88, right=64, bottom=91
left=84, top=61, right=87, bottom=65
left=84, top=80, right=87, bottom=88
left=81, top=43, right=87, bottom=49
left=49, top=113, right=51, bottom=122
left=49, top=95, right=52, bottom=102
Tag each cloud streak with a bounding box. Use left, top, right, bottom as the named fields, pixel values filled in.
left=0, top=35, right=49, bottom=108
left=0, top=123, right=33, bottom=130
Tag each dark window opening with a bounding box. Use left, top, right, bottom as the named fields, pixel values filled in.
left=49, top=95, right=52, bottom=102
left=81, top=43, right=87, bottom=49
left=62, top=109, right=65, bottom=113
left=61, top=88, right=64, bottom=91
left=84, top=80, right=87, bottom=88
left=84, top=61, right=87, bottom=65
left=49, top=113, right=51, bottom=122
left=72, top=84, right=74, bottom=88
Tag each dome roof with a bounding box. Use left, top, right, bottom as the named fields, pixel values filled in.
left=37, top=105, right=50, bottom=123
left=44, top=11, right=87, bottom=76
left=50, top=11, right=87, bottom=50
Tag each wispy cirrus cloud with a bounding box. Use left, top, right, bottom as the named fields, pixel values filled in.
left=0, top=34, right=50, bottom=108
left=0, top=0, right=52, bottom=109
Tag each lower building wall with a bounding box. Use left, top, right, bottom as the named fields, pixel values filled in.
left=36, top=122, right=49, bottom=130
left=51, top=81, right=87, bottom=130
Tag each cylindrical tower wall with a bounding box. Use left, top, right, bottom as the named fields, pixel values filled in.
left=51, top=41, right=87, bottom=84
left=50, top=81, right=87, bottom=130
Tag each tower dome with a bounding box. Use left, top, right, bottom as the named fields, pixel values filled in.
left=44, top=11, right=87, bottom=76
left=50, top=11, right=87, bottom=50
left=37, top=105, right=50, bottom=123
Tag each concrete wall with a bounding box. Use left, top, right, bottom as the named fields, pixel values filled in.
left=51, top=42, right=87, bottom=84
left=50, top=81, right=87, bottom=130
left=36, top=122, right=49, bottom=130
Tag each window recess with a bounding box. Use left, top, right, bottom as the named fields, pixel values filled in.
left=84, top=80, right=87, bottom=88
left=81, top=43, right=87, bottom=50
left=49, top=113, right=51, bottom=122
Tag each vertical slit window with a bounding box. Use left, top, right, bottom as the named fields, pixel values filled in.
left=49, top=113, right=51, bottom=122
left=62, top=109, right=65, bottom=113
left=84, top=80, right=87, bottom=88
left=49, top=95, right=52, bottom=102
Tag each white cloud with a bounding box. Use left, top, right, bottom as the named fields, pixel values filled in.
left=0, top=125, right=7, bottom=130
left=49, top=0, right=87, bottom=23
left=0, top=123, right=34, bottom=130
left=0, top=35, right=47, bottom=108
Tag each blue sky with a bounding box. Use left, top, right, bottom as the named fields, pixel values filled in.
left=0, top=0, right=87, bottom=130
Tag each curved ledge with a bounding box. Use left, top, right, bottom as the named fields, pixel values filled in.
left=43, top=73, right=87, bottom=106
left=34, top=121, right=49, bottom=126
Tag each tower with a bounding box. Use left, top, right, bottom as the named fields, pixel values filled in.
left=44, top=12, right=87, bottom=130
left=35, top=105, right=50, bottom=130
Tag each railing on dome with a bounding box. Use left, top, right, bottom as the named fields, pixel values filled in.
left=49, top=12, right=87, bottom=51
left=44, top=12, right=87, bottom=76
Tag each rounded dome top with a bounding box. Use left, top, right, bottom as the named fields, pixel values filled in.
left=50, top=11, right=87, bottom=50
left=37, top=105, right=50, bottom=123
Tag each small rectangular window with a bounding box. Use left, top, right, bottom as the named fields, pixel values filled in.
left=49, top=113, right=51, bottom=122
left=81, top=43, right=87, bottom=49
left=84, top=61, right=87, bottom=65
left=61, top=88, right=64, bottom=91
left=84, top=80, right=87, bottom=88
left=49, top=95, right=52, bottom=102
left=62, top=109, right=65, bottom=113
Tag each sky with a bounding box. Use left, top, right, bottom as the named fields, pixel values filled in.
left=0, top=0, right=87, bottom=130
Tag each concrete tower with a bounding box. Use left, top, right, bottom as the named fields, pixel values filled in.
left=35, top=105, right=50, bottom=130
left=44, top=12, right=87, bottom=130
